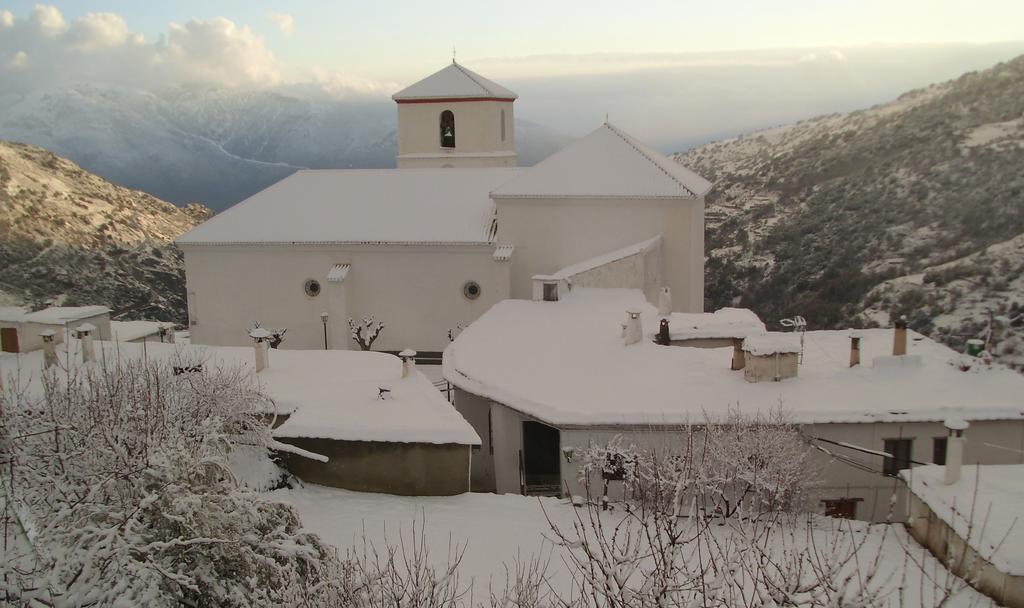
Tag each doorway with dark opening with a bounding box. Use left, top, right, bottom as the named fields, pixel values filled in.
left=521, top=421, right=560, bottom=496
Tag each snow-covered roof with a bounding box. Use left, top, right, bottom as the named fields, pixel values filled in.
left=492, top=123, right=712, bottom=199
left=1, top=341, right=480, bottom=446
left=902, top=464, right=1024, bottom=576
left=109, top=320, right=174, bottom=342
left=665, top=308, right=766, bottom=341
left=392, top=62, right=518, bottom=101
left=443, top=288, right=1024, bottom=427
left=176, top=168, right=523, bottom=246
left=547, top=236, right=661, bottom=280
left=0, top=306, right=111, bottom=324
left=743, top=333, right=802, bottom=356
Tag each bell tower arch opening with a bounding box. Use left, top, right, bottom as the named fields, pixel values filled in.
left=440, top=110, right=456, bottom=148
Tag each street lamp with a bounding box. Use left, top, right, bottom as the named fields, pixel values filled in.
left=320, top=312, right=329, bottom=350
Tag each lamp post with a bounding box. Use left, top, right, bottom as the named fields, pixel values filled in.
left=320, top=312, right=329, bottom=350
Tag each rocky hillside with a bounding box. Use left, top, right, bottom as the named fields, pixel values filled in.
left=675, top=55, right=1024, bottom=369
left=0, top=141, right=211, bottom=322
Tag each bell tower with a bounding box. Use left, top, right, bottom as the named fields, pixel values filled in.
left=393, top=61, right=517, bottom=168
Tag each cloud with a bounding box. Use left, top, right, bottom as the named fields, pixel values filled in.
left=8, top=50, right=27, bottom=68
left=267, top=12, right=294, bottom=36
left=30, top=4, right=65, bottom=34
left=0, top=6, right=384, bottom=97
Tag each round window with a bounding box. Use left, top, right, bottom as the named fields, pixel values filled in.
left=304, top=279, right=321, bottom=298
left=463, top=280, right=481, bottom=300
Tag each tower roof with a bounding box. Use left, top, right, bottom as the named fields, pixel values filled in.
left=392, top=62, right=518, bottom=102
left=491, top=123, right=712, bottom=199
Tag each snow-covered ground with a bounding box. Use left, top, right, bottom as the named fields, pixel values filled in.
left=266, top=484, right=996, bottom=606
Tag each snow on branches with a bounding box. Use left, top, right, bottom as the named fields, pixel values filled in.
left=0, top=352, right=346, bottom=607
left=349, top=316, right=384, bottom=351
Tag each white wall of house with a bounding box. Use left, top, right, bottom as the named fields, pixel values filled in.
left=494, top=197, right=704, bottom=312
left=396, top=100, right=516, bottom=168
left=459, top=388, right=1024, bottom=521
left=182, top=244, right=510, bottom=352
left=1, top=313, right=111, bottom=354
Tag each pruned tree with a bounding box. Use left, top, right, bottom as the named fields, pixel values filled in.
left=349, top=316, right=384, bottom=351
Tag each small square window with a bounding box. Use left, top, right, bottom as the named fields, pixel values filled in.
left=883, top=438, right=913, bottom=476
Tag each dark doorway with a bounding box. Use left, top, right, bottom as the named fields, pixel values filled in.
left=1, top=327, right=19, bottom=353
left=522, top=421, right=560, bottom=496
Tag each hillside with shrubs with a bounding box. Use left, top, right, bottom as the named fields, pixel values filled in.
left=676, top=54, right=1024, bottom=368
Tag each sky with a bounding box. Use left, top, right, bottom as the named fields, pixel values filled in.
left=2, top=2, right=1024, bottom=149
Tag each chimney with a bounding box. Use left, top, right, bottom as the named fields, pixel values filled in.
left=943, top=417, right=969, bottom=485
left=40, top=329, right=57, bottom=369
left=75, top=323, right=96, bottom=364
left=249, top=327, right=272, bottom=372
left=893, top=316, right=908, bottom=356
left=399, top=349, right=417, bottom=378
left=655, top=318, right=671, bottom=345
left=657, top=287, right=672, bottom=317
left=849, top=331, right=862, bottom=367
left=731, top=338, right=745, bottom=370
left=624, top=308, right=643, bottom=346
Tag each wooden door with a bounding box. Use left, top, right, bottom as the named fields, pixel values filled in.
left=1, top=327, right=19, bottom=353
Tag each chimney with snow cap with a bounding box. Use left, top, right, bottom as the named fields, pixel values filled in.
left=40, top=329, right=57, bottom=369
left=657, top=287, right=672, bottom=317
left=249, top=327, right=272, bottom=372
left=624, top=308, right=643, bottom=346
left=943, top=417, right=969, bottom=485
left=893, top=316, right=908, bottom=356
left=399, top=349, right=417, bottom=378
left=74, top=323, right=96, bottom=364
left=849, top=331, right=862, bottom=367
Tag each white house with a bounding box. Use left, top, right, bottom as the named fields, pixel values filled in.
left=0, top=305, right=111, bottom=353
left=442, top=287, right=1024, bottom=521
left=176, top=62, right=709, bottom=353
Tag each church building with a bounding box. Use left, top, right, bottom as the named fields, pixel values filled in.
left=176, top=62, right=710, bottom=353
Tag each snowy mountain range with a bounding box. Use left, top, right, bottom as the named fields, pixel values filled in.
left=0, top=140, right=211, bottom=321
left=0, top=85, right=573, bottom=211
left=676, top=54, right=1024, bottom=369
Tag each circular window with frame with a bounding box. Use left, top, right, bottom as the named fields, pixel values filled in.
left=304, top=279, right=322, bottom=298
left=462, top=280, right=481, bottom=300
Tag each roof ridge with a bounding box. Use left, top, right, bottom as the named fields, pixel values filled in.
left=603, top=123, right=698, bottom=197
left=452, top=62, right=494, bottom=96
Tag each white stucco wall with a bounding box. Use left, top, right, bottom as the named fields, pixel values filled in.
left=182, top=244, right=510, bottom=352
left=396, top=100, right=516, bottom=168
left=463, top=390, right=1024, bottom=521
left=1, top=314, right=111, bottom=353
left=495, top=197, right=704, bottom=312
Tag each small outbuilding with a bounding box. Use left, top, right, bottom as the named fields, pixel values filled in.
left=0, top=306, right=111, bottom=353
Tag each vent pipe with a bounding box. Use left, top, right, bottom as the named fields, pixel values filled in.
left=399, top=349, right=417, bottom=378
left=75, top=323, right=96, bottom=364
left=40, top=329, right=57, bottom=369
left=943, top=417, right=969, bottom=485
left=250, top=328, right=271, bottom=372
left=624, top=308, right=643, bottom=346
left=893, top=316, right=908, bottom=356
left=657, top=287, right=672, bottom=317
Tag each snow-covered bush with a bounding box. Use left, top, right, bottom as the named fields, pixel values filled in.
left=0, top=351, right=345, bottom=607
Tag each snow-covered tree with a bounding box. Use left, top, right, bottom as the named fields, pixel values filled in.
left=349, top=316, right=384, bottom=351
left=0, top=351, right=345, bottom=607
